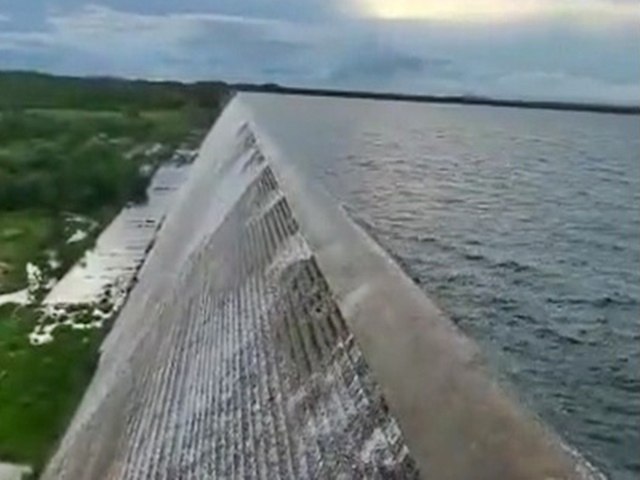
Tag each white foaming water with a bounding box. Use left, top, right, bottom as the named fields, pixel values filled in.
left=66, top=229, right=88, bottom=244
left=42, top=99, right=428, bottom=480
left=40, top=95, right=609, bottom=480
left=44, top=163, right=191, bottom=306
left=0, top=288, right=28, bottom=307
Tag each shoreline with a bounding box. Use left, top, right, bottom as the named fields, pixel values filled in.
left=235, top=84, right=640, bottom=116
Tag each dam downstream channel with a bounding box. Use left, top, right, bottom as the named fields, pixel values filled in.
left=43, top=94, right=634, bottom=479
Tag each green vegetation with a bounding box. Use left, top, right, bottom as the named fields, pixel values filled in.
left=0, top=72, right=231, bottom=293
left=0, top=213, right=53, bottom=293
left=0, top=71, right=227, bottom=112
left=0, top=71, right=230, bottom=472
left=0, top=108, right=206, bottom=213
left=0, top=304, right=102, bottom=468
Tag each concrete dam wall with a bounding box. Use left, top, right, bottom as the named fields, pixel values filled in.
left=43, top=95, right=602, bottom=479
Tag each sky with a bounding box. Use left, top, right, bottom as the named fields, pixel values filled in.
left=0, top=0, right=639, bottom=103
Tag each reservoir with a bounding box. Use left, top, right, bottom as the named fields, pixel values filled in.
left=245, top=93, right=640, bottom=479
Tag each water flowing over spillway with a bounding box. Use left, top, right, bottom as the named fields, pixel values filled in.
left=43, top=96, right=603, bottom=479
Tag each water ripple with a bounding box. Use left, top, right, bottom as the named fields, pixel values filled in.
left=248, top=95, right=640, bottom=480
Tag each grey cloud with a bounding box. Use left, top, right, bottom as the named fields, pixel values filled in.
left=0, top=3, right=638, bottom=103
left=328, top=41, right=459, bottom=87
left=0, top=31, right=57, bottom=54
left=332, top=50, right=427, bottom=79
left=486, top=71, right=640, bottom=103
left=47, top=0, right=348, bottom=21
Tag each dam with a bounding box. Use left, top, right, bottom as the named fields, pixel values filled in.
left=42, top=94, right=608, bottom=479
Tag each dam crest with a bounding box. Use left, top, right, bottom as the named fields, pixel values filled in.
left=43, top=96, right=603, bottom=480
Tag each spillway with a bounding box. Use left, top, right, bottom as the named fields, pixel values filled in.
left=42, top=95, right=603, bottom=479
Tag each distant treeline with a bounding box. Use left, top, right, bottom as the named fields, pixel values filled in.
left=0, top=71, right=232, bottom=215
left=236, top=83, right=640, bottom=115
left=0, top=71, right=231, bottom=113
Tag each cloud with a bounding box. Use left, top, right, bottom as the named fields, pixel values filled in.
left=328, top=39, right=460, bottom=87
left=45, top=5, right=308, bottom=52
left=332, top=53, right=431, bottom=81
left=0, top=3, right=638, bottom=103
left=0, top=5, right=332, bottom=80
left=355, top=0, right=640, bottom=25
left=487, top=71, right=640, bottom=103
left=0, top=32, right=53, bottom=52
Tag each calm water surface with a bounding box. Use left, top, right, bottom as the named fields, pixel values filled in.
left=246, top=93, right=640, bottom=479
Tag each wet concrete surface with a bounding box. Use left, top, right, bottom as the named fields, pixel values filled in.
left=42, top=96, right=603, bottom=480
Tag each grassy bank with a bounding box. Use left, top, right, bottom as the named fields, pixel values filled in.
left=0, top=213, right=53, bottom=293
left=0, top=71, right=230, bottom=473
left=0, top=304, right=102, bottom=468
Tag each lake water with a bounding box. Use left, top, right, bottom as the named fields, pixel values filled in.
left=245, top=93, right=640, bottom=479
